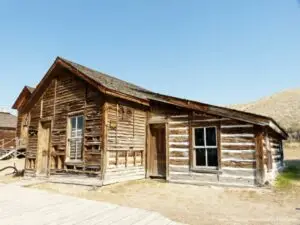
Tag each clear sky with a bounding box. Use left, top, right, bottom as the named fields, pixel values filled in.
left=0, top=1, right=300, bottom=111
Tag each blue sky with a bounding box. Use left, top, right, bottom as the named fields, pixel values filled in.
left=0, top=1, right=300, bottom=110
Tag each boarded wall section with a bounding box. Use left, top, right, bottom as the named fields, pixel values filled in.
left=104, top=99, right=147, bottom=184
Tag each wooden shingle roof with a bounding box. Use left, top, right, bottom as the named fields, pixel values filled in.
left=20, top=57, right=289, bottom=139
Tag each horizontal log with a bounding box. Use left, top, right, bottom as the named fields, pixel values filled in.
left=169, top=144, right=190, bottom=149
left=169, top=147, right=189, bottom=152
left=169, top=158, right=189, bottom=166
left=222, top=151, right=255, bottom=160
left=169, top=165, right=189, bottom=172
left=169, top=123, right=189, bottom=128
left=169, top=136, right=189, bottom=142
left=222, top=142, right=255, bottom=146
left=221, top=144, right=256, bottom=150
left=221, top=161, right=256, bottom=168
left=169, top=129, right=189, bottom=135
left=221, top=136, right=255, bottom=143
left=170, top=151, right=189, bottom=157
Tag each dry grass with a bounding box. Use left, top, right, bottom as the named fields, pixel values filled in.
left=284, top=141, right=300, bottom=159
left=229, top=88, right=300, bottom=133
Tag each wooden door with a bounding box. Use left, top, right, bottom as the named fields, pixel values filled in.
left=36, top=121, right=51, bottom=176
left=149, top=124, right=166, bottom=177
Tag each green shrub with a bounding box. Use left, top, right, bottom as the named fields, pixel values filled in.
left=275, top=165, right=300, bottom=189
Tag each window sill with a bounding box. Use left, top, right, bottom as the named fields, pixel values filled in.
left=191, top=168, right=222, bottom=175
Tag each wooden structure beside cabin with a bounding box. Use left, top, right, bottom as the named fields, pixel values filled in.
left=12, top=57, right=288, bottom=187
left=0, top=112, right=17, bottom=150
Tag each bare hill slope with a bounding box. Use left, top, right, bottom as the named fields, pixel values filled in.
left=230, top=88, right=300, bottom=137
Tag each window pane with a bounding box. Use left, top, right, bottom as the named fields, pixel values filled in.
left=77, top=116, right=84, bottom=130
left=207, top=148, right=218, bottom=167
left=206, top=127, right=216, bottom=146
left=194, top=128, right=204, bottom=146
left=71, top=118, right=76, bottom=137
left=195, top=148, right=206, bottom=166
left=71, top=117, right=76, bottom=129
left=77, top=116, right=83, bottom=137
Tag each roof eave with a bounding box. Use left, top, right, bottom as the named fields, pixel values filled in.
left=12, top=86, right=32, bottom=110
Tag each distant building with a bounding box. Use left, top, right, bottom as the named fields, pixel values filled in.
left=0, top=112, right=17, bottom=149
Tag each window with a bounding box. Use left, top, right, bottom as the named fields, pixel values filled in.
left=193, top=127, right=218, bottom=168
left=69, top=115, right=84, bottom=160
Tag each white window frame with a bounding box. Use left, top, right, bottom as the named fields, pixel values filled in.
left=192, top=126, right=218, bottom=169
left=67, top=115, right=84, bottom=161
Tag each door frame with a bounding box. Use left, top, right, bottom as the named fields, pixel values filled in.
left=146, top=122, right=169, bottom=180
left=36, top=120, right=52, bottom=176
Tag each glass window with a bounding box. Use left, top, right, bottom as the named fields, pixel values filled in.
left=194, top=128, right=204, bottom=146
left=195, top=148, right=206, bottom=166
left=207, top=148, right=218, bottom=167
left=69, top=115, right=84, bottom=160
left=206, top=127, right=216, bottom=146
left=193, top=127, right=218, bottom=168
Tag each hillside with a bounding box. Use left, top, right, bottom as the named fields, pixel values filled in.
left=229, top=88, right=300, bottom=139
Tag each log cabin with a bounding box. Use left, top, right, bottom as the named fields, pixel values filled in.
left=0, top=111, right=17, bottom=150
left=12, top=57, right=288, bottom=187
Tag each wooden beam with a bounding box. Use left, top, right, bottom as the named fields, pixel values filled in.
left=101, top=102, right=108, bottom=180
left=217, top=120, right=221, bottom=169
left=255, top=125, right=264, bottom=186
left=146, top=112, right=151, bottom=178
left=165, top=121, right=170, bottom=181
left=116, top=151, right=119, bottom=166
left=125, top=151, right=128, bottom=167
left=188, top=112, right=193, bottom=170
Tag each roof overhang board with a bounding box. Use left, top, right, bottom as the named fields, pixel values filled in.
left=150, top=98, right=266, bottom=126
left=268, top=121, right=288, bottom=140
left=149, top=96, right=287, bottom=139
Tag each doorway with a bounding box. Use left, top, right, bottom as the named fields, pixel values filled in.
left=36, top=121, right=51, bottom=176
left=149, top=124, right=166, bottom=178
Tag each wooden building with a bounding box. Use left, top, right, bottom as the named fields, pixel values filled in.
left=12, top=57, right=288, bottom=187
left=12, top=86, right=35, bottom=149
left=0, top=111, right=17, bottom=150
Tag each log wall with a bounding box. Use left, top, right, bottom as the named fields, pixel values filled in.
left=149, top=107, right=259, bottom=187
left=25, top=69, right=103, bottom=176
left=264, top=130, right=284, bottom=182
left=103, top=99, right=147, bottom=184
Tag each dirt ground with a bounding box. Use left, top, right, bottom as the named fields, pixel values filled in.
left=0, top=145, right=299, bottom=225
left=30, top=179, right=300, bottom=225
left=0, top=158, right=24, bottom=183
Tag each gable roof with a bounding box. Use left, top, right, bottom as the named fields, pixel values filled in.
left=12, top=86, right=35, bottom=110
left=19, top=57, right=288, bottom=139
left=0, top=112, right=17, bottom=129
